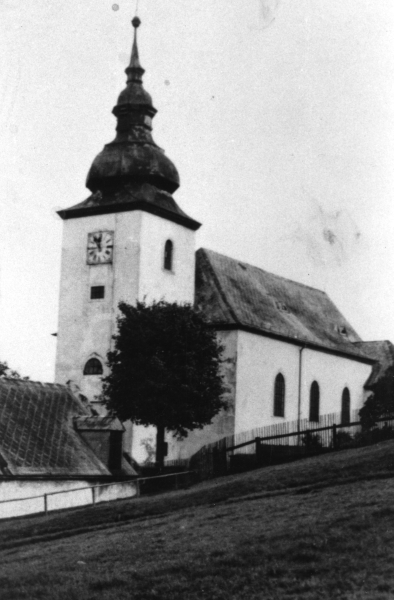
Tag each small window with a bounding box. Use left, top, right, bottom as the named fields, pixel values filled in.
left=90, top=286, right=105, bottom=300
left=341, top=388, right=351, bottom=425
left=309, top=381, right=320, bottom=423
left=164, top=240, right=173, bottom=271
left=275, top=301, right=290, bottom=314
left=83, top=358, right=103, bottom=376
left=273, top=373, right=285, bottom=417
left=337, top=325, right=348, bottom=336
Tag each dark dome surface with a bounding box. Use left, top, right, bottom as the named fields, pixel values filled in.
left=87, top=141, right=180, bottom=194
left=117, top=82, right=153, bottom=106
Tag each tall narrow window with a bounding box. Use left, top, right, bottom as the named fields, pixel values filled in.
left=309, top=381, right=320, bottom=423
left=164, top=240, right=173, bottom=271
left=341, top=387, right=350, bottom=425
left=83, top=358, right=103, bottom=376
left=273, top=373, right=285, bottom=417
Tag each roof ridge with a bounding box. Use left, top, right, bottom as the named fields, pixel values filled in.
left=198, top=247, right=329, bottom=296
left=0, top=378, right=67, bottom=390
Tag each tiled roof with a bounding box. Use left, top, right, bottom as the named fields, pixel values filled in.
left=195, top=248, right=373, bottom=361
left=353, top=341, right=394, bottom=388
left=0, top=379, right=111, bottom=477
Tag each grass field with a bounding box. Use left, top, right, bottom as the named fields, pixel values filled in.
left=2, top=441, right=394, bottom=599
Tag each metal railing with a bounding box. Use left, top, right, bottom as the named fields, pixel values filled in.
left=0, top=470, right=194, bottom=521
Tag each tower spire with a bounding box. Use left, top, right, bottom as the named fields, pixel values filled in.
left=126, top=16, right=144, bottom=84
left=58, top=13, right=200, bottom=232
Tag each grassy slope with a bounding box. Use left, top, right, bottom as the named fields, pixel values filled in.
left=2, top=442, right=394, bottom=599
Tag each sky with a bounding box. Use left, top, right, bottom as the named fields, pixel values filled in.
left=1, top=0, right=394, bottom=381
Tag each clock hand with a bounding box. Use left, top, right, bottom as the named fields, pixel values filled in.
left=93, top=234, right=102, bottom=251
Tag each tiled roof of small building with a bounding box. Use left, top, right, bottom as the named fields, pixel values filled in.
left=195, top=248, right=373, bottom=361
left=0, top=379, right=112, bottom=477
left=353, top=340, right=394, bottom=388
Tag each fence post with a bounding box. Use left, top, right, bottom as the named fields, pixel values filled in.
left=44, top=494, right=48, bottom=516
left=92, top=486, right=96, bottom=506
left=255, top=437, right=261, bottom=465
left=332, top=424, right=337, bottom=450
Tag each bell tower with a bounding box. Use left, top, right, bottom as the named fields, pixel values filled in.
left=55, top=18, right=200, bottom=412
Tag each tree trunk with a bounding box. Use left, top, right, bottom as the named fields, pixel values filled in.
left=156, top=425, right=165, bottom=470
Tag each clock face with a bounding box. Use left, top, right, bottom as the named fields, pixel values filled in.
left=87, top=231, right=114, bottom=265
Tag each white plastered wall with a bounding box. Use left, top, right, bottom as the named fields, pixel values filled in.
left=55, top=211, right=140, bottom=391
left=234, top=330, right=373, bottom=434
left=299, top=348, right=372, bottom=420
left=55, top=210, right=195, bottom=396
left=138, top=211, right=196, bottom=304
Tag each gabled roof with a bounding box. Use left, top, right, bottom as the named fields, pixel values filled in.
left=195, top=248, right=373, bottom=362
left=353, top=341, right=394, bottom=388
left=0, top=379, right=113, bottom=477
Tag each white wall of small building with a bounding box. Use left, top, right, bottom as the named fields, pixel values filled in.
left=234, top=330, right=373, bottom=434
left=0, top=479, right=138, bottom=520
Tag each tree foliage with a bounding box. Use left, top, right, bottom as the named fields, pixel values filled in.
left=359, top=367, right=394, bottom=429
left=103, top=301, right=227, bottom=440
left=0, top=361, right=25, bottom=379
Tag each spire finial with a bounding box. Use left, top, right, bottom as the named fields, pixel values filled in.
left=126, top=16, right=144, bottom=83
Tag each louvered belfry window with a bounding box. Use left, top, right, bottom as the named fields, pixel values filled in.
left=274, top=373, right=285, bottom=417
left=164, top=240, right=173, bottom=271
left=309, top=381, right=320, bottom=422
left=83, top=358, right=103, bottom=376
left=341, top=387, right=351, bottom=425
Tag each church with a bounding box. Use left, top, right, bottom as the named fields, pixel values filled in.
left=53, top=17, right=385, bottom=464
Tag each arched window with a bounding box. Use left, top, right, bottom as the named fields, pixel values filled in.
left=273, top=373, right=285, bottom=417
left=164, top=240, right=173, bottom=271
left=309, top=381, right=320, bottom=423
left=83, top=358, right=103, bottom=376
left=341, top=387, right=350, bottom=425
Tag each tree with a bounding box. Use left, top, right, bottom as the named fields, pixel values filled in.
left=103, top=301, right=227, bottom=467
left=0, top=361, right=26, bottom=379
left=359, top=366, right=394, bottom=430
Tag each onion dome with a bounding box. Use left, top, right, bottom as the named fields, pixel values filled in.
left=58, top=18, right=200, bottom=231
left=86, top=17, right=180, bottom=195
